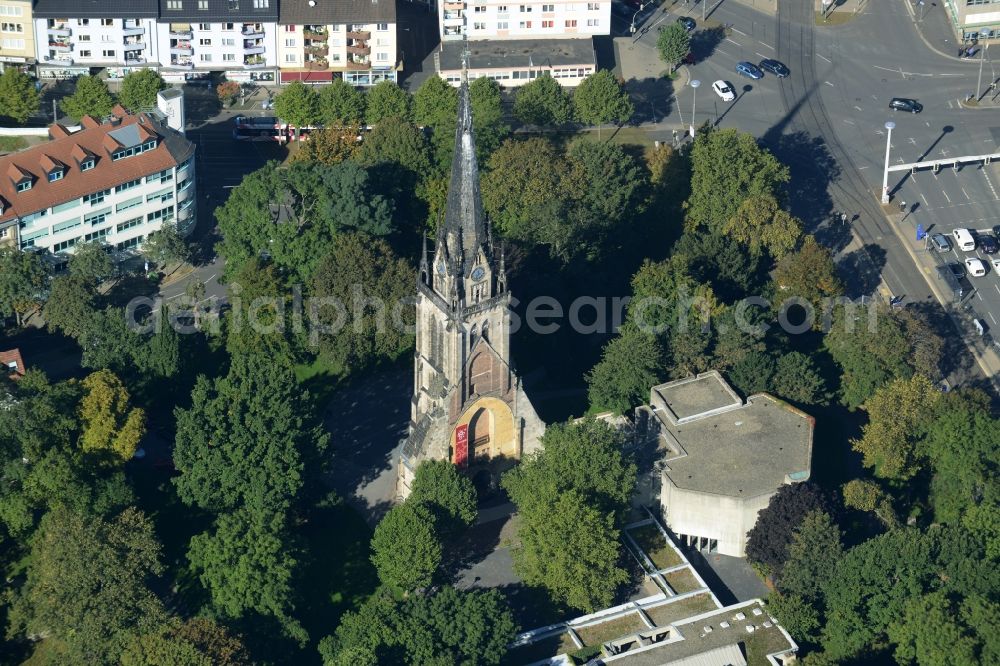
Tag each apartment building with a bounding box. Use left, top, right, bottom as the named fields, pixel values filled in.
left=0, top=0, right=35, bottom=73
left=156, top=0, right=278, bottom=83
left=277, top=0, right=397, bottom=86
left=943, top=0, right=1000, bottom=40
left=0, top=106, right=196, bottom=256
left=32, top=0, right=160, bottom=79
left=437, top=0, right=609, bottom=86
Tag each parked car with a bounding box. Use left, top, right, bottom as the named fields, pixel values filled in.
left=993, top=224, right=1000, bottom=240
left=979, top=234, right=999, bottom=254
left=953, top=228, right=977, bottom=251
left=966, top=258, right=988, bottom=277
left=758, top=59, right=789, bottom=78
left=930, top=233, right=952, bottom=253
left=945, top=262, right=966, bottom=280
left=736, top=61, right=764, bottom=79
left=889, top=97, right=923, bottom=113
left=677, top=16, right=696, bottom=31
left=992, top=258, right=1000, bottom=276
left=712, top=80, right=736, bottom=102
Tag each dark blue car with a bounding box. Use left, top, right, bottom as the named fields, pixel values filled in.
left=736, top=61, right=764, bottom=79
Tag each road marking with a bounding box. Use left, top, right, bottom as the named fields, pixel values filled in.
left=908, top=137, right=917, bottom=145
left=817, top=54, right=832, bottom=63
left=825, top=81, right=835, bottom=87
left=990, top=312, right=998, bottom=325
left=726, top=38, right=740, bottom=45
left=943, top=190, right=952, bottom=202
left=858, top=165, right=869, bottom=170
left=843, top=118, right=855, bottom=125
left=854, top=105, right=863, bottom=111
left=732, top=27, right=748, bottom=36
left=977, top=291, right=983, bottom=301
left=948, top=100, right=954, bottom=109
left=755, top=52, right=768, bottom=59
left=995, top=284, right=1000, bottom=296
left=962, top=187, right=971, bottom=200
left=759, top=41, right=774, bottom=50
left=984, top=171, right=1000, bottom=199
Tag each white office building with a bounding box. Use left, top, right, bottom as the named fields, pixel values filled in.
left=0, top=105, right=196, bottom=257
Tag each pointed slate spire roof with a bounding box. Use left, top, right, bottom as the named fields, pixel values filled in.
left=440, top=69, right=489, bottom=277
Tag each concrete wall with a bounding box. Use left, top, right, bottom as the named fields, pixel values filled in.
left=660, top=480, right=774, bottom=558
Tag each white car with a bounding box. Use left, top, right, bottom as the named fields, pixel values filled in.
left=713, top=80, right=736, bottom=102
left=992, top=258, right=1000, bottom=276
left=966, top=257, right=988, bottom=277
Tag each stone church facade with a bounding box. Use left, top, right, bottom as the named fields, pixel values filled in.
left=396, top=76, right=545, bottom=499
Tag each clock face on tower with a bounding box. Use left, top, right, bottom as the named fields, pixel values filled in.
left=471, top=267, right=486, bottom=282
left=437, top=262, right=446, bottom=275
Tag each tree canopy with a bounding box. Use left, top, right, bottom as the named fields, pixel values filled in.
left=409, top=459, right=478, bottom=531
left=745, top=482, right=832, bottom=577
left=370, top=502, right=442, bottom=592
left=61, top=74, right=115, bottom=122
left=657, top=22, right=691, bottom=70
left=0, top=67, right=39, bottom=123
left=78, top=369, right=146, bottom=461
left=365, top=80, right=412, bottom=124
left=573, top=70, right=634, bottom=128
left=119, top=70, right=167, bottom=112
left=513, top=75, right=574, bottom=127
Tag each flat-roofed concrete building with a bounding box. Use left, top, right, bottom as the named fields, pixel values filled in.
left=635, top=371, right=814, bottom=558
left=944, top=0, right=1000, bottom=40
left=438, top=37, right=595, bottom=86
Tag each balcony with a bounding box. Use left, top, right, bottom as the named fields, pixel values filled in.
left=243, top=40, right=266, bottom=54
left=43, top=55, right=73, bottom=65
left=443, top=1, right=465, bottom=8
left=47, top=25, right=71, bottom=37
left=123, top=41, right=145, bottom=51
left=48, top=41, right=71, bottom=52
left=170, top=61, right=194, bottom=69
left=170, top=43, right=193, bottom=55
left=169, top=29, right=193, bottom=39
left=346, top=44, right=370, bottom=56
left=244, top=56, right=267, bottom=68
left=305, top=59, right=328, bottom=70
left=344, top=60, right=368, bottom=70
left=303, top=28, right=327, bottom=41
left=443, top=11, right=464, bottom=22
left=125, top=55, right=146, bottom=64
left=346, top=30, right=370, bottom=40
left=304, top=44, right=328, bottom=56
left=242, top=25, right=265, bottom=38
left=177, top=182, right=192, bottom=203
left=122, top=25, right=145, bottom=37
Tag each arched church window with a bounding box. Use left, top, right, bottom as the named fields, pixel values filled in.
left=470, top=326, right=477, bottom=351
left=481, top=320, right=489, bottom=342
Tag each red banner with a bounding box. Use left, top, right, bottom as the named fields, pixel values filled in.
left=454, top=424, right=469, bottom=468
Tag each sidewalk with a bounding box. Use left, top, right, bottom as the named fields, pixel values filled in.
left=904, top=0, right=973, bottom=61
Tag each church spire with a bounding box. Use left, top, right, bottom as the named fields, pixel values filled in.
left=440, top=45, right=489, bottom=278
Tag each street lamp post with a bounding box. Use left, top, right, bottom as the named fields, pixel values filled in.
left=689, top=79, right=701, bottom=137
left=881, top=120, right=895, bottom=205
left=917, top=0, right=925, bottom=22
left=630, top=3, right=645, bottom=42
left=978, top=30, right=991, bottom=100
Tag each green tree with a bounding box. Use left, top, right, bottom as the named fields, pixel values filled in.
left=44, top=274, right=97, bottom=340
left=188, top=509, right=306, bottom=643
left=173, top=352, right=328, bottom=517
left=723, top=193, right=802, bottom=260
left=69, top=240, right=114, bottom=286
left=291, top=125, right=360, bottom=166
left=309, top=233, right=414, bottom=372
left=773, top=235, right=843, bottom=312
left=573, top=70, right=634, bottom=135
left=823, top=301, right=913, bottom=409
left=745, top=482, right=831, bottom=577
left=727, top=350, right=776, bottom=396
left=656, top=22, right=691, bottom=71
left=7, top=507, right=166, bottom=664
left=143, top=223, right=190, bottom=268
left=513, top=74, right=574, bottom=126
left=481, top=137, right=572, bottom=249
left=409, top=459, right=478, bottom=531
left=0, top=245, right=46, bottom=326
left=852, top=374, right=939, bottom=480
left=356, top=119, right=432, bottom=175
left=771, top=351, right=828, bottom=404
left=366, top=80, right=412, bottom=124
left=61, top=74, right=115, bottom=122
left=511, top=489, right=629, bottom=612
left=119, top=69, right=168, bottom=112
left=121, top=617, right=251, bottom=666
left=888, top=592, right=1000, bottom=666
left=370, top=502, right=442, bottom=592
left=779, top=510, right=843, bottom=601
left=566, top=140, right=647, bottom=234
left=274, top=81, right=320, bottom=139
left=684, top=127, right=789, bottom=233
left=0, top=67, right=39, bottom=123
left=413, top=74, right=457, bottom=127
left=767, top=592, right=821, bottom=644
left=586, top=326, right=665, bottom=414
left=79, top=369, right=146, bottom=461
left=318, top=78, right=366, bottom=125
left=469, top=76, right=509, bottom=159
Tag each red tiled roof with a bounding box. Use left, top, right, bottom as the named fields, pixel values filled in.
left=80, top=116, right=100, bottom=129
left=0, top=348, right=25, bottom=379
left=49, top=124, right=71, bottom=139
left=0, top=112, right=193, bottom=225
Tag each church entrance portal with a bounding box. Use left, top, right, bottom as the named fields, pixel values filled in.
left=469, top=407, right=493, bottom=463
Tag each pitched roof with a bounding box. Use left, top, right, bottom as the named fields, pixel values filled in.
left=32, top=0, right=159, bottom=18
left=0, top=112, right=194, bottom=225
left=158, top=0, right=278, bottom=22
left=0, top=349, right=25, bottom=379
left=279, top=0, right=396, bottom=25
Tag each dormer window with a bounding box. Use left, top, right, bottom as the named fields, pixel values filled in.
left=47, top=168, right=64, bottom=182
left=80, top=159, right=95, bottom=171
left=16, top=179, right=31, bottom=192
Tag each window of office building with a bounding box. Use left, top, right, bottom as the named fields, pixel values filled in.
left=223, top=53, right=235, bottom=61
left=284, top=38, right=295, bottom=46
left=146, top=188, right=173, bottom=204
left=377, top=22, right=388, bottom=30
left=147, top=205, right=175, bottom=223
left=587, top=2, right=599, bottom=8
left=498, top=21, right=508, bottom=28
left=199, top=0, right=209, bottom=8
left=198, top=23, right=211, bottom=30
left=200, top=53, right=211, bottom=62
left=475, top=5, right=486, bottom=11
left=83, top=189, right=111, bottom=205
left=167, top=0, right=181, bottom=9
left=199, top=38, right=212, bottom=45
left=102, top=49, right=115, bottom=58
left=101, top=18, right=113, bottom=26
left=519, top=20, right=532, bottom=27
left=147, top=168, right=173, bottom=184
left=520, top=4, right=532, bottom=11
left=53, top=217, right=82, bottom=233
left=566, top=19, right=577, bottom=27
left=79, top=50, right=92, bottom=58
left=222, top=37, right=235, bottom=45
left=376, top=52, right=388, bottom=60
left=473, top=22, right=486, bottom=29
left=115, top=178, right=141, bottom=193
left=116, top=196, right=143, bottom=213
left=542, top=4, right=554, bottom=10
left=116, top=216, right=143, bottom=232
left=253, top=0, right=269, bottom=7
left=53, top=237, right=80, bottom=252
left=587, top=18, right=599, bottom=25
left=224, top=22, right=235, bottom=30
left=285, top=53, right=296, bottom=62
left=52, top=200, right=79, bottom=214
left=84, top=207, right=111, bottom=226
left=85, top=227, right=110, bottom=242
left=0, top=22, right=22, bottom=33
left=78, top=34, right=90, bottom=41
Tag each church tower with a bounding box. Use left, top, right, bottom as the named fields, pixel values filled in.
left=397, top=72, right=545, bottom=499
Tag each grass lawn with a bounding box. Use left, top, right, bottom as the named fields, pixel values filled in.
left=294, top=354, right=345, bottom=406
left=570, top=125, right=658, bottom=150
left=664, top=568, right=703, bottom=595
left=575, top=612, right=648, bottom=646
left=0, top=136, right=27, bottom=153
left=742, top=628, right=795, bottom=666
left=628, top=524, right=682, bottom=570
left=501, top=631, right=578, bottom=666
left=645, top=593, right=718, bottom=627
